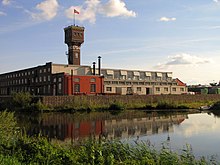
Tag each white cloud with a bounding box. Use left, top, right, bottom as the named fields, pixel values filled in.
left=213, top=0, right=220, bottom=3
left=155, top=53, right=213, bottom=69
left=32, top=0, right=59, bottom=21
left=65, top=0, right=136, bottom=24
left=99, top=0, right=136, bottom=17
left=65, top=0, right=100, bottom=24
left=2, top=0, right=11, bottom=5
left=159, top=17, right=176, bottom=22
left=0, top=11, right=6, bottom=16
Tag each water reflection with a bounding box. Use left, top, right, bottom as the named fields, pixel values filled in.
left=15, top=111, right=187, bottom=142
left=15, top=111, right=220, bottom=158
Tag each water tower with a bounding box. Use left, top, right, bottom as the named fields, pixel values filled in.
left=64, top=25, right=84, bottom=65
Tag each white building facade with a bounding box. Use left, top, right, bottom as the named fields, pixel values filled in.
left=101, top=69, right=187, bottom=95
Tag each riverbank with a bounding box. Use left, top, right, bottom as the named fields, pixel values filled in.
left=0, top=92, right=219, bottom=112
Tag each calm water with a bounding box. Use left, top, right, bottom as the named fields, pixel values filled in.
left=15, top=110, right=220, bottom=158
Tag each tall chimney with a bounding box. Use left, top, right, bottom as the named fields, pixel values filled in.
left=98, top=56, right=101, bottom=76
left=92, top=62, right=96, bottom=75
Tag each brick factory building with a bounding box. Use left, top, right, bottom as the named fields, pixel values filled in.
left=0, top=25, right=187, bottom=96
left=0, top=62, right=103, bottom=95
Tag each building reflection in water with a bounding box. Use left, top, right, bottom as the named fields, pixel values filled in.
left=18, top=111, right=187, bottom=142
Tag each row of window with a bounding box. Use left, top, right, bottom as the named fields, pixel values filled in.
left=0, top=77, right=97, bottom=87
left=106, top=87, right=185, bottom=92
left=0, top=76, right=64, bottom=86
left=0, top=83, right=62, bottom=95
left=105, top=81, right=177, bottom=86
left=74, top=78, right=96, bottom=83
left=105, top=74, right=172, bottom=81
left=104, top=75, right=172, bottom=81
left=74, top=84, right=96, bottom=93
left=1, top=67, right=51, bottom=79
left=155, top=87, right=185, bottom=92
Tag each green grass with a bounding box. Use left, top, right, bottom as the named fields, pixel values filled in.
left=1, top=137, right=217, bottom=165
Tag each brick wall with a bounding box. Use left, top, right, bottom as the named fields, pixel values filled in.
left=40, top=94, right=220, bottom=108
left=1, top=94, right=220, bottom=109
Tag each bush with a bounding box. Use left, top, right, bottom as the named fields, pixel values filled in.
left=30, top=100, right=50, bottom=111
left=0, top=154, right=21, bottom=165
left=12, top=92, right=32, bottom=110
left=0, top=111, right=18, bottom=146
left=156, top=101, right=177, bottom=109
left=109, top=102, right=125, bottom=110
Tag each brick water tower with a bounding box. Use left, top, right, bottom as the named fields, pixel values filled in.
left=64, top=25, right=84, bottom=65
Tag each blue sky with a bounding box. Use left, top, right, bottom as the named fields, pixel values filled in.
left=1, top=0, right=220, bottom=85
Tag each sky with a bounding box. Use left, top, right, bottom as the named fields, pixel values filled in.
left=1, top=0, right=220, bottom=85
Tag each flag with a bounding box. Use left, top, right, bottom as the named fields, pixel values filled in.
left=74, top=9, right=79, bottom=14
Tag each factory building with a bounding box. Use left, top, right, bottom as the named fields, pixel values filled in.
left=0, top=62, right=104, bottom=96
left=0, top=25, right=187, bottom=96
left=101, top=68, right=186, bottom=95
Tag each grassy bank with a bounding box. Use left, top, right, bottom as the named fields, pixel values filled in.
left=0, top=111, right=218, bottom=165
left=0, top=92, right=217, bottom=112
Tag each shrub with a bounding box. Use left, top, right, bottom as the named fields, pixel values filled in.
left=109, top=102, right=125, bottom=110
left=156, top=101, right=177, bottom=109
left=12, top=92, right=32, bottom=110
left=30, top=100, right=50, bottom=111
left=0, top=111, right=18, bottom=146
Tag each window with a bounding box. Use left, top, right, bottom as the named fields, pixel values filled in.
left=44, top=76, right=46, bottom=82
left=58, top=83, right=62, bottom=93
left=74, top=78, right=80, bottom=82
left=48, top=85, right=51, bottom=94
left=156, top=87, right=160, bottom=92
left=90, top=84, right=96, bottom=92
left=156, top=77, right=161, bottom=81
left=172, top=88, right=176, bottom=92
left=137, top=87, right=141, bottom=92
left=106, top=87, right=112, bottom=91
left=58, top=77, right=62, bottom=82
left=43, top=86, right=46, bottom=94
left=74, top=84, right=80, bottom=92
left=127, top=87, right=132, bottom=93
left=164, top=87, right=169, bottom=92
left=48, top=76, right=50, bottom=81
left=90, top=78, right=96, bottom=82
left=180, top=88, right=184, bottom=92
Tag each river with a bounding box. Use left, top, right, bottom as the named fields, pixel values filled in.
left=15, top=110, right=220, bottom=159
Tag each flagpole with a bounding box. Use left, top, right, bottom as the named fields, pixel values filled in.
left=73, top=12, right=75, bottom=26
left=73, top=9, right=79, bottom=26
